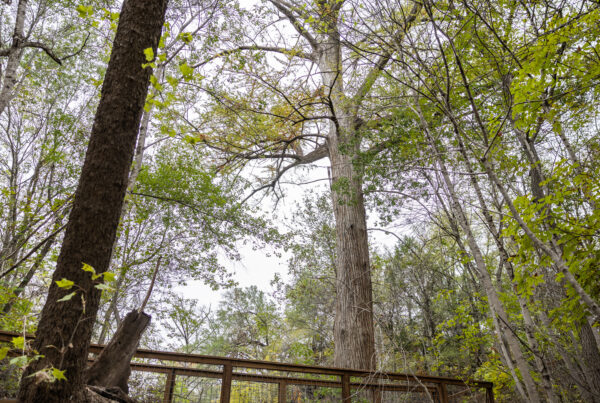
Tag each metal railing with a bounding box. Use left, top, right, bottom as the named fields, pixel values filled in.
left=0, top=330, right=494, bottom=402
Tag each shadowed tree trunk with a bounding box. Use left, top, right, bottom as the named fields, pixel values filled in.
left=17, top=0, right=168, bottom=401
left=86, top=310, right=151, bottom=393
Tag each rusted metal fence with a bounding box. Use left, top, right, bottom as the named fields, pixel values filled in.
left=0, top=330, right=493, bottom=402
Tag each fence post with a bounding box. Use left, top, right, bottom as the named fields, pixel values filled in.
left=341, top=374, right=351, bottom=402
left=163, top=369, right=175, bottom=403
left=220, top=363, right=233, bottom=403
left=373, top=388, right=382, bottom=403
left=278, top=380, right=287, bottom=402
left=439, top=382, right=449, bottom=403
left=487, top=384, right=495, bottom=403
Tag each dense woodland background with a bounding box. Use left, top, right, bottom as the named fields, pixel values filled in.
left=0, top=0, right=599, bottom=401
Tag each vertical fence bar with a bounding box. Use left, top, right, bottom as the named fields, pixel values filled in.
left=486, top=384, right=495, bottom=403
left=438, top=382, right=449, bottom=403
left=163, top=368, right=176, bottom=403
left=220, top=363, right=233, bottom=403
left=373, top=387, right=382, bottom=403
left=341, top=373, right=351, bottom=402
left=278, top=380, right=287, bottom=402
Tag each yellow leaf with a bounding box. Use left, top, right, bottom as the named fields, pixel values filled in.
left=51, top=367, right=67, bottom=381
left=81, top=263, right=95, bottom=274
left=55, top=278, right=74, bottom=289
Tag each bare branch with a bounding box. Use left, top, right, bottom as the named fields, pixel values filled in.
left=138, top=256, right=161, bottom=313
left=241, top=144, right=329, bottom=204
left=268, top=0, right=319, bottom=51
left=192, top=45, right=315, bottom=69
left=0, top=224, right=67, bottom=279
left=0, top=33, right=91, bottom=65
left=21, top=41, right=62, bottom=64
left=352, top=2, right=422, bottom=109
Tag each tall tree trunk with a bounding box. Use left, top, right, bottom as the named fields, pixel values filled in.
left=17, top=0, right=168, bottom=400
left=454, top=129, right=559, bottom=403
left=316, top=16, right=376, bottom=370
left=329, top=140, right=376, bottom=370
left=579, top=321, right=600, bottom=401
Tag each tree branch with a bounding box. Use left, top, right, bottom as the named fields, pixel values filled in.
left=352, top=2, right=422, bottom=109
left=241, top=144, right=329, bottom=204
left=0, top=223, right=67, bottom=279
left=268, top=0, right=319, bottom=51
left=192, top=45, right=315, bottom=68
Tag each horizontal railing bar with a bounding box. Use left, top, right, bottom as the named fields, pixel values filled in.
left=128, top=361, right=439, bottom=392
left=0, top=330, right=492, bottom=391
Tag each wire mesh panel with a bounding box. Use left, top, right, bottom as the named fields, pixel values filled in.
left=284, top=384, right=341, bottom=402
left=128, top=371, right=167, bottom=402
left=445, top=383, right=488, bottom=403
left=375, top=389, right=438, bottom=402
left=172, top=376, right=222, bottom=402
left=229, top=380, right=278, bottom=402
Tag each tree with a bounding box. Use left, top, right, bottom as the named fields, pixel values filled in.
left=184, top=0, right=423, bottom=371
left=359, top=0, right=600, bottom=399
left=17, top=0, right=168, bottom=400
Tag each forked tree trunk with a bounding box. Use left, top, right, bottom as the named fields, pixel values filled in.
left=17, top=0, right=168, bottom=401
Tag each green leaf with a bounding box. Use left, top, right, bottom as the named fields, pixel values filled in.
left=12, top=337, right=25, bottom=349
left=55, top=278, right=74, bottom=289
left=81, top=263, right=95, bottom=274
left=57, top=292, right=77, bottom=302
left=95, top=283, right=113, bottom=291
left=52, top=367, right=67, bottom=381
left=102, top=271, right=116, bottom=282
left=143, top=47, right=154, bottom=62
left=76, top=5, right=93, bottom=18
left=179, top=62, right=194, bottom=81
left=178, top=32, right=193, bottom=44
left=166, top=75, right=178, bottom=88
left=9, top=355, right=28, bottom=367
left=0, top=346, right=10, bottom=360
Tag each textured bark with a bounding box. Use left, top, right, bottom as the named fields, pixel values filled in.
left=0, top=0, right=27, bottom=117
left=86, top=310, right=151, bottom=393
left=316, top=16, right=376, bottom=370
left=97, top=98, right=155, bottom=345
left=17, top=0, right=168, bottom=401
left=580, top=321, right=600, bottom=402
left=329, top=138, right=376, bottom=370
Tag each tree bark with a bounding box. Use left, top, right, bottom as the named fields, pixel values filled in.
left=17, top=0, right=168, bottom=400
left=0, top=0, right=27, bottom=117
left=329, top=139, right=376, bottom=370
left=86, top=310, right=151, bottom=394
left=579, top=321, right=600, bottom=402
left=316, top=12, right=376, bottom=370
